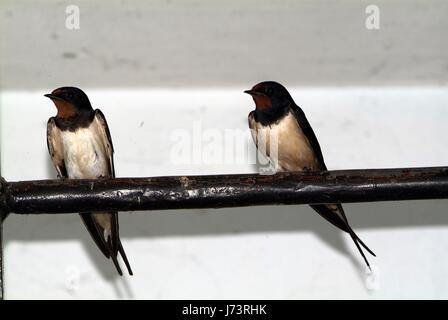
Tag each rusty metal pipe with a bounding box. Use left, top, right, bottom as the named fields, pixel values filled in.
left=1, top=167, right=448, bottom=215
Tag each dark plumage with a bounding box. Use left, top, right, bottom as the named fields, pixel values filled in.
left=246, top=81, right=375, bottom=269
left=45, top=86, right=132, bottom=276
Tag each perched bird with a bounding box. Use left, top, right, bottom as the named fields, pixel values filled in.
left=245, top=81, right=375, bottom=268
left=45, top=87, right=132, bottom=275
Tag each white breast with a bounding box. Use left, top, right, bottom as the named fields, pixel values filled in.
left=60, top=128, right=109, bottom=179
left=250, top=111, right=321, bottom=172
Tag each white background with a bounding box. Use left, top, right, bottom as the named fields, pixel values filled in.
left=1, top=1, right=448, bottom=299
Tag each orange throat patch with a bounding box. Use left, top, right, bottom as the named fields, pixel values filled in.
left=53, top=100, right=78, bottom=119
left=253, top=95, right=272, bottom=111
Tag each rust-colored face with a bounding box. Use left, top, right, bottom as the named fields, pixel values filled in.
left=244, top=85, right=273, bottom=111
left=52, top=99, right=78, bottom=119
left=45, top=89, right=78, bottom=119
left=251, top=94, right=272, bottom=111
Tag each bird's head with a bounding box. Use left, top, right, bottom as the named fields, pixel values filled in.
left=45, top=87, right=93, bottom=119
left=244, top=81, right=294, bottom=113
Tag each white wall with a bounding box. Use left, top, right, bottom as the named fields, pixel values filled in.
left=1, top=1, right=448, bottom=299
left=1, top=0, right=448, bottom=89
left=2, top=88, right=448, bottom=299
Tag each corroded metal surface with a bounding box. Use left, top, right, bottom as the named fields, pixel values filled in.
left=1, top=167, right=448, bottom=215
left=0, top=167, right=447, bottom=299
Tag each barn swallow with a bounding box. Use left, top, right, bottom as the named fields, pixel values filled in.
left=245, top=81, right=375, bottom=269
left=45, top=87, right=132, bottom=275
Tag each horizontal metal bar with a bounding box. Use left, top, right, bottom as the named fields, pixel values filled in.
left=1, top=167, right=448, bottom=215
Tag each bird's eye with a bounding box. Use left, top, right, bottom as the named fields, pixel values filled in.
left=65, top=92, right=73, bottom=99
left=266, top=88, right=273, bottom=95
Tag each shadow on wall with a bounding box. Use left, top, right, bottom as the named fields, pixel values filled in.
left=3, top=157, right=448, bottom=290
left=4, top=159, right=448, bottom=290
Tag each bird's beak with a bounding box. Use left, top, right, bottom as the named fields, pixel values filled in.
left=244, top=90, right=261, bottom=96
left=44, top=93, right=63, bottom=101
